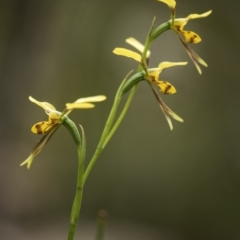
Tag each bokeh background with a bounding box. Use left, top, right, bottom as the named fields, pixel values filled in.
left=1, top=0, right=240, bottom=239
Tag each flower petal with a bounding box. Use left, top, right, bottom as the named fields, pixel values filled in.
left=74, top=95, right=106, bottom=104
left=158, top=61, right=188, bottom=70
left=31, top=121, right=56, bottom=134
left=65, top=102, right=95, bottom=110
left=157, top=81, right=176, bottom=94
left=158, top=97, right=183, bottom=130
left=157, top=0, right=176, bottom=9
left=29, top=96, right=56, bottom=111
left=173, top=10, right=212, bottom=43
left=148, top=69, right=162, bottom=81
left=20, top=155, right=34, bottom=170
left=166, top=107, right=184, bottom=123
left=113, top=48, right=142, bottom=63
left=125, top=37, right=151, bottom=58
left=159, top=104, right=173, bottom=130
left=181, top=30, right=201, bottom=43
left=45, top=109, right=62, bottom=119
left=21, top=124, right=60, bottom=168
left=174, top=10, right=212, bottom=28
left=178, top=36, right=207, bottom=74
left=186, top=10, right=212, bottom=21
left=149, top=83, right=183, bottom=130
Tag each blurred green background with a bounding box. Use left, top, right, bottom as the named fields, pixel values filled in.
left=1, top=0, right=240, bottom=239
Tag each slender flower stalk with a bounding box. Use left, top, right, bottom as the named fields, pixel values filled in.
left=83, top=71, right=133, bottom=184
left=67, top=124, right=86, bottom=240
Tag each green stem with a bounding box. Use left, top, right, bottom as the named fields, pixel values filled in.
left=103, top=85, right=137, bottom=148
left=150, top=21, right=170, bottom=41
left=83, top=73, right=129, bottom=185
left=63, top=119, right=86, bottom=240
left=102, top=20, right=159, bottom=148
left=83, top=21, right=170, bottom=185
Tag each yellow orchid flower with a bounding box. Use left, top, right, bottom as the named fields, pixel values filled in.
left=113, top=38, right=187, bottom=94
left=158, top=0, right=212, bottom=74
left=172, top=11, right=212, bottom=44
left=147, top=61, right=187, bottom=94
left=113, top=38, right=187, bottom=129
left=21, top=95, right=106, bottom=168
left=29, top=95, right=106, bottom=134
left=113, top=47, right=178, bottom=94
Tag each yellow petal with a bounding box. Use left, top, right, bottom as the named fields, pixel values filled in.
left=125, top=37, right=151, bottom=58
left=148, top=69, right=162, bottom=81
left=74, top=95, right=106, bottom=104
left=186, top=10, right=212, bottom=21
left=29, top=96, right=56, bottom=111
left=31, top=121, right=55, bottom=134
left=182, top=30, right=201, bottom=43
left=157, top=81, right=176, bottom=94
left=46, top=109, right=62, bottom=119
left=66, top=102, right=95, bottom=110
left=174, top=10, right=212, bottom=28
left=158, top=61, right=188, bottom=70
left=113, top=48, right=141, bottom=63
left=157, top=0, right=176, bottom=9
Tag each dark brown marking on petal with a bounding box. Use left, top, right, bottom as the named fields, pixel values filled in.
left=35, top=122, right=44, bottom=134
left=164, top=83, right=172, bottom=94
left=176, top=25, right=181, bottom=31
left=50, top=118, right=58, bottom=124
left=148, top=75, right=156, bottom=83
left=189, top=34, right=197, bottom=43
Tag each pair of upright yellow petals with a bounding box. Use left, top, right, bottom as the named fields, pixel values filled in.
left=113, top=38, right=187, bottom=95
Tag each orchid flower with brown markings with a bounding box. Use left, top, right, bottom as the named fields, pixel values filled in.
left=21, top=95, right=106, bottom=168
left=158, top=0, right=212, bottom=74
left=113, top=37, right=187, bottom=129
left=28, top=96, right=106, bottom=134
